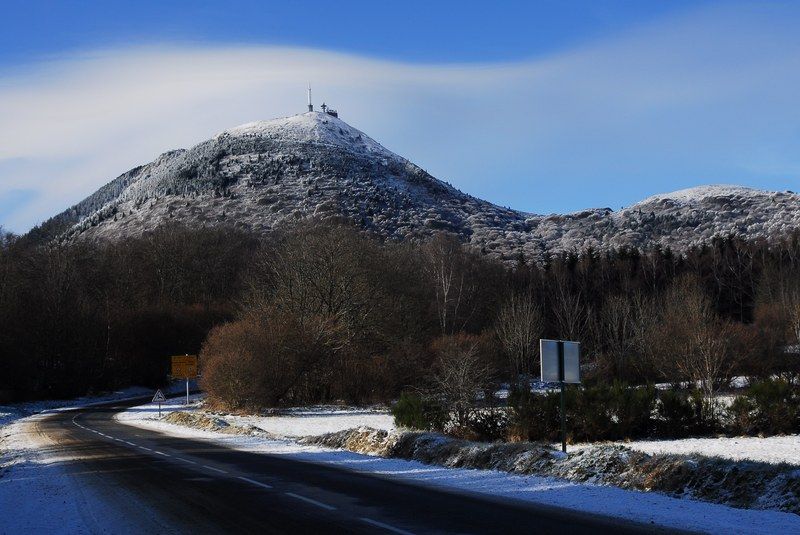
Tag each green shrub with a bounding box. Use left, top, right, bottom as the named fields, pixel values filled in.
left=568, top=382, right=657, bottom=441
left=728, top=395, right=758, bottom=435
left=461, top=409, right=511, bottom=442
left=511, top=382, right=658, bottom=443
left=655, top=388, right=701, bottom=438
left=610, top=382, right=657, bottom=439
left=392, top=391, right=447, bottom=431
left=505, top=382, right=785, bottom=443
left=508, top=387, right=561, bottom=442
left=728, top=379, right=798, bottom=435
left=571, top=384, right=614, bottom=441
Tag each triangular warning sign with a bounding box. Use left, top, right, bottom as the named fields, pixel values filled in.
left=152, top=389, right=166, bottom=403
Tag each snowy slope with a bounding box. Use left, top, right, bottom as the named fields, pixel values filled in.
left=53, top=111, right=524, bottom=251
left=522, top=184, right=800, bottom=257
left=632, top=184, right=766, bottom=206
left=42, top=111, right=800, bottom=263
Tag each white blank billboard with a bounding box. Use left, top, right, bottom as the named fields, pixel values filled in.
left=540, top=339, right=580, bottom=383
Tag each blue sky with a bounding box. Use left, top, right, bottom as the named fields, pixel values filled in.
left=1, top=1, right=799, bottom=232
left=0, top=1, right=705, bottom=66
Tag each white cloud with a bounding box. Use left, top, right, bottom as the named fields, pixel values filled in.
left=2, top=3, right=800, bottom=232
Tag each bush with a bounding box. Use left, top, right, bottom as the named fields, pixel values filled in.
left=571, top=384, right=614, bottom=441
left=512, top=382, right=657, bottom=443
left=610, top=382, right=657, bottom=439
left=460, top=409, right=510, bottom=442
left=570, top=382, right=656, bottom=441
left=728, top=379, right=799, bottom=435
left=392, top=392, right=447, bottom=431
left=655, top=388, right=702, bottom=438
left=200, top=319, right=277, bottom=411
left=728, top=395, right=758, bottom=435
left=200, top=312, right=334, bottom=410
left=507, top=386, right=562, bottom=442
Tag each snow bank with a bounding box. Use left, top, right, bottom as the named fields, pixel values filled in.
left=303, top=428, right=800, bottom=515
left=223, top=407, right=395, bottom=438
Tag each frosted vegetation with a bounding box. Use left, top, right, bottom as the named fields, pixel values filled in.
left=32, top=112, right=800, bottom=263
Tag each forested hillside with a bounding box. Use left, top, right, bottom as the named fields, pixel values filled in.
left=2, top=220, right=799, bottom=402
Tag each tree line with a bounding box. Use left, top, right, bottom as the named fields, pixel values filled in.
left=0, top=225, right=255, bottom=400
left=1, top=220, right=799, bottom=406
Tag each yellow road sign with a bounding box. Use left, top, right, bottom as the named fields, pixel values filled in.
left=171, top=355, right=198, bottom=378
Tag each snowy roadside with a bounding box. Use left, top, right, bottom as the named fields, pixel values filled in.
left=116, top=398, right=800, bottom=534
left=117, top=397, right=395, bottom=438
left=0, top=385, right=184, bottom=534
left=579, top=434, right=800, bottom=465
left=0, top=386, right=158, bottom=429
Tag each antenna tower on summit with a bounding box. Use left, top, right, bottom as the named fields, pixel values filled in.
left=307, top=84, right=313, bottom=112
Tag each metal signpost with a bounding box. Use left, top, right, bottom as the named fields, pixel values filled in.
left=152, top=389, right=166, bottom=417
left=540, top=339, right=581, bottom=453
left=171, top=355, right=199, bottom=405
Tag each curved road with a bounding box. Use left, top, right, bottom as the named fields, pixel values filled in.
left=35, top=398, right=674, bottom=534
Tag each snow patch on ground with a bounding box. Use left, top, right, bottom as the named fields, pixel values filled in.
left=116, top=400, right=800, bottom=533
left=0, top=386, right=179, bottom=534
left=116, top=395, right=395, bottom=438
left=222, top=407, right=395, bottom=438
left=620, top=435, right=800, bottom=465
left=0, top=386, right=154, bottom=429
left=631, top=185, right=765, bottom=207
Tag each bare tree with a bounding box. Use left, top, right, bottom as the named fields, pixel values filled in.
left=783, top=285, right=800, bottom=346
left=427, top=333, right=494, bottom=429
left=422, top=234, right=477, bottom=335
left=551, top=272, right=590, bottom=342
left=244, top=222, right=379, bottom=348
left=597, top=293, right=640, bottom=379
left=646, top=276, right=737, bottom=420
left=495, top=292, right=544, bottom=378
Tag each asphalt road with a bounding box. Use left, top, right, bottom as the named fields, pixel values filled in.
left=34, top=398, right=678, bottom=534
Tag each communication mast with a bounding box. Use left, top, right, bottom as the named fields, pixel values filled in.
left=306, top=85, right=338, bottom=117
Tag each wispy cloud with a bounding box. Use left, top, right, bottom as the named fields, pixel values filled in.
left=2, top=3, right=800, bottom=232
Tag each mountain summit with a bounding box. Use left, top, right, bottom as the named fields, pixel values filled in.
left=47, top=111, right=525, bottom=250
left=41, top=112, right=800, bottom=261
left=218, top=112, right=400, bottom=160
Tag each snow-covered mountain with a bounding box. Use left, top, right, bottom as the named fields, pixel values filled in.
left=43, top=111, right=800, bottom=262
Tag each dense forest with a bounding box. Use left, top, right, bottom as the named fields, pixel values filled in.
left=1, top=220, right=799, bottom=405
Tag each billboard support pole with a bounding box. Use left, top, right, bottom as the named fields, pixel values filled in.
left=558, top=341, right=566, bottom=453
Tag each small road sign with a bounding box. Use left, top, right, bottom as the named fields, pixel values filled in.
left=171, top=355, right=198, bottom=379
left=171, top=355, right=198, bottom=406
left=152, top=389, right=166, bottom=417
